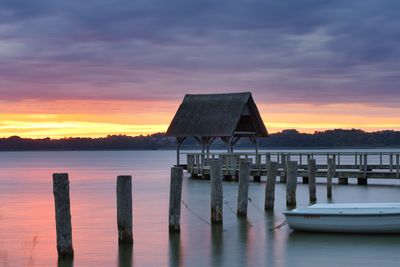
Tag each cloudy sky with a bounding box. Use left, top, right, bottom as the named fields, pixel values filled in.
left=1, top=0, right=399, bottom=137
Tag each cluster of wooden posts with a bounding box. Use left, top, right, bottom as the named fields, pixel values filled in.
left=53, top=173, right=133, bottom=258
left=168, top=157, right=330, bottom=230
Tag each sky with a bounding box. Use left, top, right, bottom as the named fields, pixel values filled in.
left=0, top=0, right=399, bottom=138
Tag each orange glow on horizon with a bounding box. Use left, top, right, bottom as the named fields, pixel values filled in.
left=0, top=100, right=399, bottom=138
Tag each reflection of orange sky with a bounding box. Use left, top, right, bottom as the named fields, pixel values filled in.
left=1, top=100, right=399, bottom=138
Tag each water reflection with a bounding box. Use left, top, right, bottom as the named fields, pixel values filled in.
left=118, top=244, right=133, bottom=267
left=57, top=257, right=74, bottom=267
left=168, top=233, right=182, bottom=267
left=211, top=225, right=224, bottom=266
left=237, top=218, right=249, bottom=267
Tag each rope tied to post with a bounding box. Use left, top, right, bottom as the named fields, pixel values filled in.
left=248, top=197, right=264, bottom=215
left=224, top=200, right=253, bottom=227
left=181, top=199, right=211, bottom=226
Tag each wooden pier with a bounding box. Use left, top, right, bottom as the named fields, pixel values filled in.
left=184, top=152, right=400, bottom=183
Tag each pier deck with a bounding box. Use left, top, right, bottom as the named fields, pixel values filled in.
left=184, top=152, right=400, bottom=182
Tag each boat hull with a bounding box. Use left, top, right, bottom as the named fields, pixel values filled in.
left=284, top=204, right=400, bottom=233
left=285, top=214, right=400, bottom=233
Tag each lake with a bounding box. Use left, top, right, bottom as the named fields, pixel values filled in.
left=1, top=149, right=400, bottom=267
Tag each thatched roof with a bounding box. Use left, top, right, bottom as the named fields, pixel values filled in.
left=166, top=92, right=268, bottom=138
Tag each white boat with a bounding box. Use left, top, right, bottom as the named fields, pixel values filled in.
left=283, top=203, right=400, bottom=233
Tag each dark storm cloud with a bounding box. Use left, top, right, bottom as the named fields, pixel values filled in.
left=0, top=0, right=399, bottom=105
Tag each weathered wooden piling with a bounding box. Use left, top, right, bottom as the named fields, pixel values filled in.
left=286, top=161, right=297, bottom=207
left=169, top=167, right=183, bottom=232
left=265, top=162, right=278, bottom=210
left=116, top=175, right=133, bottom=244
left=237, top=160, right=250, bottom=217
left=307, top=159, right=316, bottom=202
left=210, top=159, right=223, bottom=224
left=53, top=173, right=74, bottom=258
left=327, top=159, right=334, bottom=198
left=280, top=154, right=287, bottom=183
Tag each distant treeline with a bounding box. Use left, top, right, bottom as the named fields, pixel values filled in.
left=0, top=129, right=399, bottom=151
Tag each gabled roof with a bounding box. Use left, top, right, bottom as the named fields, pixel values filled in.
left=166, top=92, right=268, bottom=138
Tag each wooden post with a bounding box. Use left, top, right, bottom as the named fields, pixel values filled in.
left=363, top=154, right=368, bottom=178
left=265, top=162, right=278, bottom=210
left=308, top=159, right=316, bottom=202
left=169, top=167, right=183, bottom=232
left=210, top=159, right=223, bottom=224
left=390, top=153, right=394, bottom=172
left=237, top=160, right=250, bottom=217
left=286, top=161, right=297, bottom=207
left=396, top=154, right=400, bottom=179
left=53, top=173, right=74, bottom=257
left=116, top=175, right=133, bottom=244
left=280, top=154, right=287, bottom=183
left=187, top=154, right=194, bottom=173
left=327, top=159, right=334, bottom=198
left=266, top=153, right=271, bottom=167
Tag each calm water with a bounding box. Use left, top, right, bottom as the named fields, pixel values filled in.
left=1, top=149, right=400, bottom=267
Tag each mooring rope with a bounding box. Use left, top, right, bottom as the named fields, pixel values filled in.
left=248, top=197, right=264, bottom=215
left=224, top=200, right=253, bottom=227
left=224, top=200, right=237, bottom=215
left=181, top=200, right=211, bottom=226
left=269, top=220, right=288, bottom=231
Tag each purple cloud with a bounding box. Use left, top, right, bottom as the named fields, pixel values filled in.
left=0, top=0, right=399, bottom=106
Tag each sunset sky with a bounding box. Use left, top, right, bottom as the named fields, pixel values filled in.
left=1, top=1, right=399, bottom=138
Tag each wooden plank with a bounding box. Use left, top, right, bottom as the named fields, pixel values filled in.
left=237, top=161, right=250, bottom=217
left=53, top=173, right=74, bottom=258
left=117, top=175, right=133, bottom=244
left=169, top=167, right=183, bottom=232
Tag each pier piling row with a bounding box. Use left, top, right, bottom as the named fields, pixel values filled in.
left=183, top=151, right=400, bottom=183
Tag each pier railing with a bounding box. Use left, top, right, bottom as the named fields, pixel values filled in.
left=184, top=151, right=400, bottom=181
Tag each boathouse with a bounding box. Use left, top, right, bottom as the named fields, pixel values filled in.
left=166, top=92, right=268, bottom=165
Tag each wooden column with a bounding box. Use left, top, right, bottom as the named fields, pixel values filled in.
left=210, top=159, right=223, bottom=224
left=358, top=154, right=368, bottom=185
left=280, top=154, right=287, bottom=183
left=327, top=159, right=334, bottom=198
left=286, top=161, right=297, bottom=207
left=176, top=137, right=186, bottom=166
left=53, top=173, right=74, bottom=258
left=187, top=154, right=194, bottom=173
left=169, top=167, right=183, bottom=232
left=265, top=162, right=278, bottom=210
left=237, top=160, right=250, bottom=217
left=307, top=159, right=316, bottom=202
left=390, top=153, right=394, bottom=172
left=116, top=175, right=133, bottom=244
